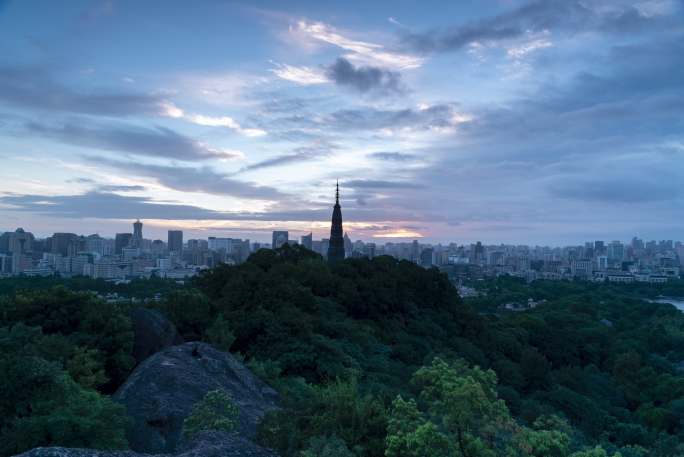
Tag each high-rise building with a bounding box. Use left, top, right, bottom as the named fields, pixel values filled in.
left=607, top=241, right=624, bottom=261
left=327, top=182, right=345, bottom=263
left=344, top=233, right=353, bottom=258
left=132, top=219, right=143, bottom=247
left=594, top=240, right=605, bottom=255
left=420, top=248, right=434, bottom=267
left=2, top=228, right=35, bottom=254
left=50, top=233, right=77, bottom=256
left=168, top=230, right=183, bottom=253
left=114, top=233, right=133, bottom=255
left=301, top=233, right=313, bottom=250
left=272, top=231, right=289, bottom=249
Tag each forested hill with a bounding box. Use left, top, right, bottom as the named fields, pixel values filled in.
left=1, top=245, right=684, bottom=456
left=162, top=245, right=684, bottom=456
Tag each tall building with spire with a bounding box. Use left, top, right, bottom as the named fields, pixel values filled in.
left=132, top=219, right=143, bottom=248
left=327, top=181, right=345, bottom=263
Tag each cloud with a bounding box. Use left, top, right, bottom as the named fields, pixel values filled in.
left=293, top=20, right=423, bottom=69
left=161, top=103, right=267, bottom=137
left=325, top=58, right=404, bottom=94
left=0, top=65, right=167, bottom=117
left=270, top=63, right=329, bottom=85
left=0, top=192, right=229, bottom=220
left=400, top=0, right=676, bottom=54
left=345, top=179, right=424, bottom=189
left=26, top=121, right=244, bottom=161
left=238, top=141, right=337, bottom=173
left=368, top=151, right=420, bottom=162
left=0, top=191, right=423, bottom=223
left=324, top=103, right=469, bottom=132
left=97, top=184, right=147, bottom=192
left=548, top=175, right=682, bottom=203
left=87, top=157, right=284, bottom=201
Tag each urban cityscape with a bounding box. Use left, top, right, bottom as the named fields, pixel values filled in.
left=1, top=212, right=680, bottom=284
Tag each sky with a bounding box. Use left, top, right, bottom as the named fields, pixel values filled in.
left=0, top=0, right=682, bottom=245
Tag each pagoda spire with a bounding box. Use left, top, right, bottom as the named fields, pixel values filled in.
left=327, top=181, right=345, bottom=263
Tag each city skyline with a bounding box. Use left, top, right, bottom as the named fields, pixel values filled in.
left=1, top=1, right=683, bottom=244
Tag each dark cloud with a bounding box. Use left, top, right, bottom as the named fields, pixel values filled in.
left=441, top=39, right=684, bottom=167
left=0, top=191, right=424, bottom=222
left=400, top=0, right=674, bottom=54
left=319, top=104, right=460, bottom=132
left=238, top=142, right=338, bottom=173
left=345, top=179, right=424, bottom=189
left=548, top=175, right=682, bottom=203
left=0, top=192, right=225, bottom=220
left=67, top=177, right=96, bottom=184
left=368, top=151, right=420, bottom=162
left=0, top=65, right=165, bottom=117
left=97, top=184, right=147, bottom=192
left=325, top=58, right=404, bottom=94
left=26, top=121, right=241, bottom=161
left=86, top=157, right=284, bottom=201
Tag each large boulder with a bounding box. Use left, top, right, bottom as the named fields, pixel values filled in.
left=14, top=431, right=277, bottom=457
left=113, top=342, right=278, bottom=454
left=130, top=308, right=184, bottom=364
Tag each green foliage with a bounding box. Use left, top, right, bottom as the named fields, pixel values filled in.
left=1, top=375, right=128, bottom=455
left=204, top=314, right=236, bottom=352
left=3, top=250, right=684, bottom=456
left=385, top=396, right=451, bottom=457
left=187, top=250, right=684, bottom=456
left=301, top=435, right=356, bottom=457
left=156, top=288, right=213, bottom=341
left=0, top=324, right=128, bottom=456
left=258, top=377, right=387, bottom=457
left=66, top=347, right=108, bottom=389
left=569, top=446, right=622, bottom=457
left=182, top=390, right=240, bottom=439
left=0, top=286, right=134, bottom=391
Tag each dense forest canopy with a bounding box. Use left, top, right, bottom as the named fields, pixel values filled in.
left=1, top=245, right=683, bottom=456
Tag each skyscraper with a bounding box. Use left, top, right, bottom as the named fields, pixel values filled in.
left=327, top=181, right=345, bottom=263
left=168, top=230, right=183, bottom=253
left=272, top=231, right=288, bottom=249
left=132, top=219, right=143, bottom=247
left=114, top=233, right=133, bottom=255
left=301, top=232, right=313, bottom=250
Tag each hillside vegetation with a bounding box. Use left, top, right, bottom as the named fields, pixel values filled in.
left=1, top=245, right=683, bottom=456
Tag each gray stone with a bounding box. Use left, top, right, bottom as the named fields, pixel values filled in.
left=14, top=431, right=277, bottom=457
left=113, top=342, right=278, bottom=454
left=130, top=308, right=184, bottom=364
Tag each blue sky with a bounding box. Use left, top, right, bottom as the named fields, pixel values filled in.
left=0, top=0, right=682, bottom=244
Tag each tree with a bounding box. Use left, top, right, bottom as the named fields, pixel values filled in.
left=300, top=435, right=355, bottom=457
left=412, top=358, right=511, bottom=457
left=385, top=396, right=451, bottom=457
left=0, top=369, right=128, bottom=455
left=569, top=446, right=622, bottom=457
left=182, top=390, right=239, bottom=438
left=205, top=314, right=236, bottom=352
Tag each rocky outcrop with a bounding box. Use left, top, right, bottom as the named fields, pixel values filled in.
left=130, top=308, right=184, bottom=364
left=113, top=342, right=278, bottom=454
left=15, top=431, right=277, bottom=457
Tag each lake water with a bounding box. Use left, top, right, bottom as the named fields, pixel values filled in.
left=651, top=298, right=684, bottom=312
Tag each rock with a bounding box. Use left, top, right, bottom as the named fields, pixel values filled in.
left=14, top=431, right=277, bottom=457
left=113, top=342, right=278, bottom=454
left=177, top=431, right=278, bottom=457
left=130, top=308, right=184, bottom=364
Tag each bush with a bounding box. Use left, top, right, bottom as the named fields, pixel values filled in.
left=182, top=390, right=240, bottom=438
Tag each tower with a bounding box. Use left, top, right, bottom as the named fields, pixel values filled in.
left=132, top=219, right=143, bottom=248
left=327, top=181, right=345, bottom=263
left=168, top=230, right=183, bottom=254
